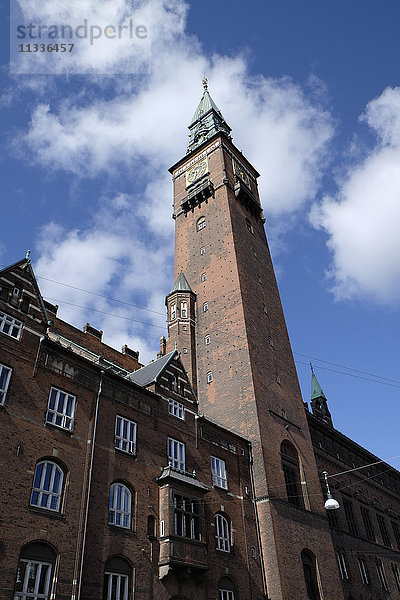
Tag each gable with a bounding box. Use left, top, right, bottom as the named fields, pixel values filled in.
left=0, top=257, right=49, bottom=332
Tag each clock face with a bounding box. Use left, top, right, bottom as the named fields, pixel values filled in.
left=233, top=160, right=251, bottom=188
left=186, top=160, right=208, bottom=185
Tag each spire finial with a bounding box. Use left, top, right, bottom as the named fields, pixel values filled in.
left=202, top=75, right=208, bottom=91
left=25, top=249, right=31, bottom=262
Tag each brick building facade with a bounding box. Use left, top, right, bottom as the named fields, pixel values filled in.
left=1, top=81, right=400, bottom=600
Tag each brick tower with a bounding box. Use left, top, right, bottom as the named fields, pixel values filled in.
left=168, top=79, right=344, bottom=600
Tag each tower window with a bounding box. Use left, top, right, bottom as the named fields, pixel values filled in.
left=201, top=273, right=206, bottom=281
left=275, top=372, right=280, bottom=384
left=200, top=247, right=205, bottom=255
left=203, top=302, right=208, bottom=312
left=183, top=347, right=188, bottom=354
left=207, top=371, right=213, bottom=384
left=171, top=304, right=176, bottom=320
left=245, top=219, right=253, bottom=234
left=205, top=334, right=211, bottom=345
left=197, top=217, right=206, bottom=231
left=181, top=301, right=188, bottom=318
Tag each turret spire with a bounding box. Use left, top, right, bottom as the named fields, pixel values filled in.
left=187, top=79, right=232, bottom=153
left=310, top=366, right=333, bottom=427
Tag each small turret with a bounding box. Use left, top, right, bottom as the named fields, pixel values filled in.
left=165, top=272, right=197, bottom=393
left=310, top=364, right=333, bottom=428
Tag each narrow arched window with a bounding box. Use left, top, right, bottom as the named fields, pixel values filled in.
left=181, top=301, right=188, bottom=318
left=147, top=515, right=156, bottom=539
left=281, top=441, right=304, bottom=508
left=197, top=217, right=206, bottom=231
left=108, top=483, right=132, bottom=529
left=215, top=513, right=230, bottom=552
left=104, top=556, right=131, bottom=600
left=30, top=460, right=64, bottom=512
left=13, top=542, right=57, bottom=600
left=171, top=304, right=176, bottom=320
left=301, top=549, right=321, bottom=600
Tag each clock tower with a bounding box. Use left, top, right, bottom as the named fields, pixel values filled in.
left=168, top=80, right=344, bottom=600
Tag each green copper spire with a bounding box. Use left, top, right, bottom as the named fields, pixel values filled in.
left=310, top=364, right=327, bottom=400
left=187, top=78, right=232, bottom=153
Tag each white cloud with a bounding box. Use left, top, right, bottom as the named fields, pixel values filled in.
left=34, top=195, right=172, bottom=364
left=311, top=86, right=400, bottom=304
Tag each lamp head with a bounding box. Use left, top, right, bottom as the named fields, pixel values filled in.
left=324, top=493, right=340, bottom=511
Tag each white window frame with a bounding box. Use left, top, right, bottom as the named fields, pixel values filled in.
left=14, top=558, right=53, bottom=600
left=30, top=461, right=64, bottom=512
left=46, top=387, right=76, bottom=431
left=215, top=513, right=231, bottom=552
left=0, top=311, right=23, bottom=339
left=200, top=247, right=205, bottom=255
left=207, top=371, right=213, bottom=384
left=201, top=273, right=206, bottom=281
left=212, top=456, right=228, bottom=489
left=115, top=416, right=137, bottom=455
left=168, top=398, right=184, bottom=420
left=0, top=362, right=12, bottom=405
left=104, top=572, right=129, bottom=600
left=168, top=437, right=185, bottom=472
left=205, top=334, right=211, bottom=345
left=108, top=483, right=132, bottom=529
left=180, top=301, right=188, bottom=318
left=336, top=552, right=349, bottom=580
left=203, top=301, right=208, bottom=312
left=171, top=303, right=176, bottom=320
left=358, top=557, right=369, bottom=585
left=377, top=561, right=388, bottom=590
left=197, top=217, right=206, bottom=231
left=219, top=591, right=235, bottom=600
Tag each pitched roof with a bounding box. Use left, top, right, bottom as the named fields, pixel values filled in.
left=127, top=350, right=177, bottom=387
left=169, top=272, right=193, bottom=294
left=311, top=371, right=327, bottom=400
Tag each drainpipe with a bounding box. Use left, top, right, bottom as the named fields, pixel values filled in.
left=75, top=369, right=104, bottom=600
left=248, top=442, right=269, bottom=600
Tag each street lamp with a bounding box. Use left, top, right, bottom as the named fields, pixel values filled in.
left=322, top=471, right=340, bottom=510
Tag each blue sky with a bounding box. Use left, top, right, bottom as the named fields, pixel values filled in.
left=1, top=0, right=400, bottom=467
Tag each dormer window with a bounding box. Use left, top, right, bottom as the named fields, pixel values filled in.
left=181, top=302, right=188, bottom=318
left=197, top=217, right=206, bottom=231
left=171, top=304, right=176, bottom=320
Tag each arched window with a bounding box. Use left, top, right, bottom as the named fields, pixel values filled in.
left=218, top=576, right=237, bottom=600
left=104, top=556, right=131, bottom=600
left=13, top=541, right=57, bottom=600
left=197, top=217, right=206, bottom=231
left=281, top=441, right=304, bottom=508
left=171, top=304, right=176, bottom=320
left=180, top=301, right=188, bottom=318
left=30, top=460, right=64, bottom=512
left=108, top=483, right=132, bottom=529
left=301, top=549, right=321, bottom=600
left=215, top=513, right=230, bottom=552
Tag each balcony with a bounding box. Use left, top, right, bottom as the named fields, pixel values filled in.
left=181, top=179, right=215, bottom=215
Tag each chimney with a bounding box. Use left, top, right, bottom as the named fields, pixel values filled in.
left=158, top=336, right=167, bottom=358
left=121, top=344, right=139, bottom=361
left=83, top=323, right=103, bottom=341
